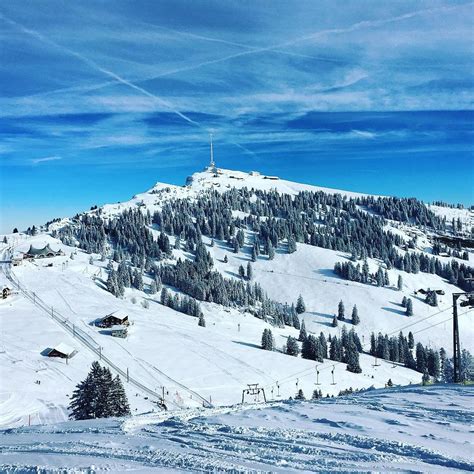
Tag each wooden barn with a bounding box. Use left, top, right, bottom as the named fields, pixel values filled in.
left=96, top=310, right=129, bottom=328
left=46, top=343, right=77, bottom=359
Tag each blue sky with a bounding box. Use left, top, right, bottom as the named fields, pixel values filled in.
left=1, top=0, right=473, bottom=233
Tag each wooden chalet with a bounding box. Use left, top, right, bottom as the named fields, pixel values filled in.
left=96, top=310, right=129, bottom=328
left=46, top=343, right=77, bottom=359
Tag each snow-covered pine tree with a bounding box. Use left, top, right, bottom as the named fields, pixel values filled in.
left=261, top=329, right=274, bottom=351
left=246, top=262, right=253, bottom=280
left=298, top=320, right=307, bottom=342
left=406, top=298, right=413, bottom=316
left=286, top=336, right=299, bottom=356
left=295, top=389, right=305, bottom=400
left=397, top=275, right=403, bottom=291
left=109, top=375, right=131, bottom=417
left=296, top=295, right=306, bottom=314
left=198, top=314, right=206, bottom=327
left=337, top=300, right=345, bottom=321
left=351, top=305, right=360, bottom=325
left=346, top=342, right=362, bottom=373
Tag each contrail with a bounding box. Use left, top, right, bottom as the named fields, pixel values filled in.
left=0, top=11, right=260, bottom=159
left=0, top=12, right=201, bottom=128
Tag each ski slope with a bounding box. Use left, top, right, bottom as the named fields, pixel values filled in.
left=1, top=167, right=472, bottom=433
left=0, top=384, right=472, bottom=472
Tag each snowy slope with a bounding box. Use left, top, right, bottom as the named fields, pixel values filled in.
left=1, top=166, right=473, bottom=433
left=0, top=384, right=472, bottom=472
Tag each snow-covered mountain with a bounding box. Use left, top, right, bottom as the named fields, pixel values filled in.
left=1, top=166, right=473, bottom=437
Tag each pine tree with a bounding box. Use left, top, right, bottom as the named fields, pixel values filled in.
left=296, top=295, right=306, bottom=314
left=370, top=332, right=376, bottom=356
left=408, top=331, right=414, bottom=349
left=416, top=343, right=426, bottom=373
left=422, top=369, right=430, bottom=385
left=238, top=265, right=245, bottom=279
left=198, top=314, right=206, bottom=327
left=298, top=320, right=307, bottom=342
left=268, top=243, right=275, bottom=260
left=286, top=336, right=299, bottom=356
left=402, top=296, right=408, bottom=307
left=69, top=362, right=130, bottom=420
left=223, top=255, right=228, bottom=263
left=332, top=315, right=338, bottom=327
left=346, top=342, right=362, bottom=373
left=337, top=300, right=345, bottom=321
left=295, top=389, right=305, bottom=400
left=149, top=280, right=157, bottom=295
left=351, top=305, right=360, bottom=325
left=246, top=262, right=253, bottom=280
left=261, top=329, right=274, bottom=351
left=406, top=298, right=413, bottom=316
left=109, top=375, right=131, bottom=417
left=397, top=275, right=403, bottom=291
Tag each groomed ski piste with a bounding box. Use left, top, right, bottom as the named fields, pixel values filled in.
left=0, top=167, right=473, bottom=471
left=0, top=384, right=472, bottom=472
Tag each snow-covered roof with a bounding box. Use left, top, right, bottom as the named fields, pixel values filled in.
left=51, top=342, right=75, bottom=356
left=106, top=310, right=128, bottom=320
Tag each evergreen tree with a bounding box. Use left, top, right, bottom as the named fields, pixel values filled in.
left=408, top=331, right=415, bottom=349
left=268, top=243, right=275, bottom=260
left=69, top=362, right=130, bottom=420
left=351, top=305, right=360, bottom=325
left=416, top=343, right=426, bottom=373
left=337, top=300, right=345, bottom=321
left=346, top=342, right=362, bottom=373
left=401, top=296, right=408, bottom=307
left=238, top=265, right=245, bottom=279
left=296, top=295, right=306, bottom=314
left=406, top=298, right=413, bottom=316
left=298, top=320, right=307, bottom=342
left=397, top=275, right=403, bottom=291
left=332, top=315, right=338, bottom=327
left=223, top=255, right=228, bottom=263
left=370, top=332, right=376, bottom=356
left=261, top=329, right=274, bottom=351
left=149, top=280, right=157, bottom=295
left=286, top=336, right=300, bottom=356
left=109, top=375, right=131, bottom=417
left=295, top=389, right=305, bottom=400
left=198, top=314, right=206, bottom=327
left=246, top=262, right=253, bottom=280
left=422, top=369, right=430, bottom=385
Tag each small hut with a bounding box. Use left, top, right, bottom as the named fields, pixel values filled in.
left=96, top=310, right=129, bottom=328
left=110, top=325, right=128, bottom=338
left=46, top=343, right=77, bottom=359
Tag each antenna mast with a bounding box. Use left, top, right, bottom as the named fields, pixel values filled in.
left=209, top=133, right=215, bottom=168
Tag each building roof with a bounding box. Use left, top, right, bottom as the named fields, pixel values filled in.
left=51, top=342, right=76, bottom=356
left=26, top=244, right=60, bottom=256
left=106, top=310, right=128, bottom=320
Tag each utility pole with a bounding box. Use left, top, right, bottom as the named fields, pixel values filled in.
left=452, top=290, right=474, bottom=382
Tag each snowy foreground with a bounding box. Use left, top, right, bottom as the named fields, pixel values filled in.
left=0, top=384, right=472, bottom=473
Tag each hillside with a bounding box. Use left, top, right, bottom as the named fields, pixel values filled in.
left=1, top=166, right=473, bottom=431
left=0, top=384, right=472, bottom=472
